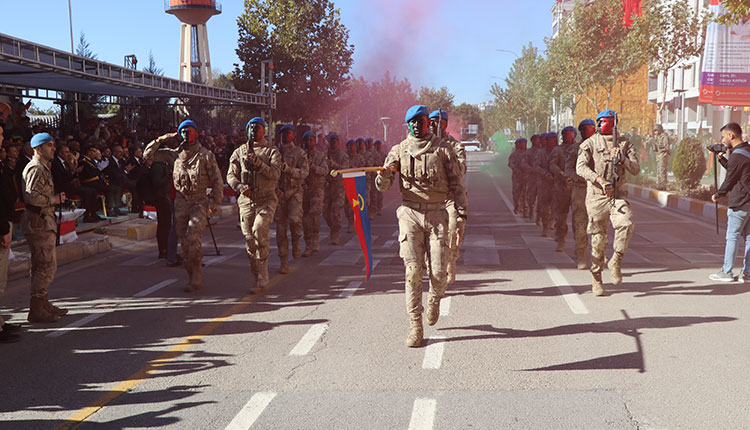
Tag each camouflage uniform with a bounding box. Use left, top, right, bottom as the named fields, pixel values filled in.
left=376, top=132, right=467, bottom=346
left=549, top=142, right=573, bottom=250
left=323, top=147, right=349, bottom=244
left=508, top=146, right=527, bottom=214
left=445, top=133, right=466, bottom=284
left=565, top=141, right=590, bottom=269
left=145, top=134, right=224, bottom=292
left=21, top=156, right=61, bottom=322
left=303, top=147, right=329, bottom=256
left=275, top=142, right=309, bottom=271
left=524, top=141, right=540, bottom=219
left=362, top=142, right=377, bottom=217
left=534, top=144, right=554, bottom=236
left=226, top=138, right=282, bottom=291
left=576, top=132, right=640, bottom=294
left=651, top=133, right=670, bottom=189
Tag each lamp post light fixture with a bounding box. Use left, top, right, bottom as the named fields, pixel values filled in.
left=379, top=116, right=391, bottom=142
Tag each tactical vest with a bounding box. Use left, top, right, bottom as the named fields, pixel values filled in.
left=397, top=139, right=450, bottom=204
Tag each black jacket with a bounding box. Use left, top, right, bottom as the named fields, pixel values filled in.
left=717, top=141, right=750, bottom=210
left=51, top=157, right=74, bottom=194
left=0, top=164, right=13, bottom=236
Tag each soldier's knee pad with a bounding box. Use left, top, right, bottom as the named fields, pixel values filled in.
left=405, top=262, right=422, bottom=288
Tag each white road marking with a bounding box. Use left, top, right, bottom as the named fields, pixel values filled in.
left=546, top=266, right=589, bottom=315
left=47, top=313, right=107, bottom=338
left=440, top=297, right=451, bottom=316
left=422, top=337, right=446, bottom=369
left=408, top=398, right=437, bottom=430
left=289, top=323, right=329, bottom=356
left=362, top=259, right=381, bottom=272
left=133, top=279, right=178, bottom=297
left=384, top=239, right=396, bottom=247
left=204, top=252, right=239, bottom=267
left=320, top=250, right=361, bottom=266
left=338, top=281, right=363, bottom=298
left=120, top=254, right=161, bottom=267
left=48, top=279, right=179, bottom=338
left=225, top=392, right=277, bottom=430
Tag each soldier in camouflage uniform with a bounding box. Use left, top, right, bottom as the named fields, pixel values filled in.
left=274, top=124, right=309, bottom=274
left=376, top=105, right=467, bottom=348
left=323, top=134, right=349, bottom=245
left=524, top=134, right=541, bottom=219
left=550, top=127, right=577, bottom=252
left=363, top=138, right=376, bottom=218
left=566, top=119, right=596, bottom=269
left=429, top=109, right=466, bottom=284
left=650, top=124, right=670, bottom=190
left=345, top=139, right=365, bottom=233
left=535, top=133, right=555, bottom=236
left=22, top=133, right=68, bottom=323
left=576, top=110, right=639, bottom=296
left=508, top=138, right=528, bottom=215
left=371, top=140, right=386, bottom=215
left=226, top=117, right=282, bottom=293
left=302, top=131, right=329, bottom=256
left=145, top=120, right=224, bottom=292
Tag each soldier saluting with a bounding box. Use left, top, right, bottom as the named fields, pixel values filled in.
left=227, top=117, right=282, bottom=294
left=576, top=109, right=639, bottom=296
left=376, top=105, right=467, bottom=348
left=144, top=120, right=224, bottom=293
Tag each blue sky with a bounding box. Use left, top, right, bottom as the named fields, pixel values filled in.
left=1, top=0, right=552, bottom=105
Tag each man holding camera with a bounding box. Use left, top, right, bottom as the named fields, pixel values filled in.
left=709, top=122, right=750, bottom=282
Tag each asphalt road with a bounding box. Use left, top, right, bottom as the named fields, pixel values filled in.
left=1, top=151, right=748, bottom=430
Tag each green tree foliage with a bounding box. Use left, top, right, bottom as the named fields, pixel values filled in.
left=715, top=0, right=750, bottom=25
left=416, top=86, right=455, bottom=112
left=491, top=43, right=551, bottom=135
left=75, top=32, right=98, bottom=60
left=544, top=0, right=644, bottom=113
left=137, top=52, right=174, bottom=130
left=328, top=72, right=417, bottom=142
left=634, top=0, right=709, bottom=122
left=672, top=136, right=706, bottom=189
left=453, top=103, right=485, bottom=143
left=233, top=0, right=354, bottom=125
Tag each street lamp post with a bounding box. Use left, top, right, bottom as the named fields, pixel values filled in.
left=379, top=117, right=391, bottom=142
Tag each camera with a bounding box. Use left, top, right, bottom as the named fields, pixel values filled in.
left=707, top=143, right=727, bottom=154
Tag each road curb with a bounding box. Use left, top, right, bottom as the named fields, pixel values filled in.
left=627, top=184, right=728, bottom=224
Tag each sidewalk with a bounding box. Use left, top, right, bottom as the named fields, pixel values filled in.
left=7, top=204, right=239, bottom=281
left=627, top=184, right=727, bottom=224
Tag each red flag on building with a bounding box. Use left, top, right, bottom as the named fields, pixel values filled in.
left=622, top=0, right=642, bottom=27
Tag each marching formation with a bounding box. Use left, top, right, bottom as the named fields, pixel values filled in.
left=508, top=109, right=639, bottom=296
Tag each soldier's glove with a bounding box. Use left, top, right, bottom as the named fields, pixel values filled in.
left=282, top=162, right=292, bottom=174
left=209, top=202, right=219, bottom=215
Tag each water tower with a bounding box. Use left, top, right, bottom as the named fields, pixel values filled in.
left=165, top=0, right=221, bottom=84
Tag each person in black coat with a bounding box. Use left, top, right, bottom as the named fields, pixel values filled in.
left=51, top=144, right=103, bottom=223
left=107, top=144, right=142, bottom=213
left=0, top=126, right=19, bottom=342
left=79, top=146, right=122, bottom=217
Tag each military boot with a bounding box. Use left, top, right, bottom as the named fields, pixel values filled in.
left=608, top=252, right=623, bottom=285
left=291, top=235, right=301, bottom=258
left=44, top=297, right=69, bottom=316
left=425, top=296, right=441, bottom=326
left=591, top=272, right=606, bottom=296
left=405, top=315, right=424, bottom=348
left=330, top=231, right=340, bottom=245
left=251, top=259, right=270, bottom=294
left=279, top=256, right=290, bottom=274
left=302, top=246, right=313, bottom=257
left=184, top=264, right=201, bottom=292
left=555, top=240, right=565, bottom=252
left=312, top=235, right=320, bottom=253
left=28, top=297, right=60, bottom=323
left=576, top=251, right=588, bottom=270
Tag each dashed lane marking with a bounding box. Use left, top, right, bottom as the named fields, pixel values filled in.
left=47, top=279, right=179, bottom=338
left=440, top=297, right=451, bottom=316
left=224, top=392, right=277, bottom=430
left=408, top=398, right=437, bottom=430
left=204, top=252, right=240, bottom=267
left=338, top=281, right=363, bottom=298
left=422, top=337, right=446, bottom=370
left=289, top=323, right=329, bottom=356
left=546, top=266, right=589, bottom=315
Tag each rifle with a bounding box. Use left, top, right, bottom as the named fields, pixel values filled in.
left=608, top=118, right=622, bottom=208
left=242, top=139, right=257, bottom=199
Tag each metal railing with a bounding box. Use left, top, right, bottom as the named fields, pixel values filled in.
left=0, top=32, right=264, bottom=106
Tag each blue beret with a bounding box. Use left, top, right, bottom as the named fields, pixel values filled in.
left=374, top=139, right=382, bottom=145
left=429, top=109, right=448, bottom=120
left=178, top=120, right=197, bottom=134
left=596, top=109, right=616, bottom=120
left=30, top=132, right=53, bottom=148
left=531, top=134, right=540, bottom=140
left=279, top=124, right=295, bottom=133
left=366, top=137, right=374, bottom=143
left=515, top=138, right=527, bottom=145
left=246, top=117, right=266, bottom=131
left=405, top=105, right=429, bottom=123
left=547, top=132, right=558, bottom=139
left=561, top=126, right=578, bottom=135
left=327, top=133, right=339, bottom=143
left=302, top=131, right=315, bottom=140
left=579, top=119, right=595, bottom=127
left=355, top=137, right=364, bottom=144
left=346, top=139, right=356, bottom=147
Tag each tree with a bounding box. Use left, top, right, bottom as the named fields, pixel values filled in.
left=636, top=0, right=709, bottom=123
left=416, top=86, right=455, bottom=112
left=715, top=0, right=750, bottom=25
left=453, top=103, right=484, bottom=143
left=234, top=0, right=354, bottom=125
left=142, top=51, right=163, bottom=76
left=137, top=52, right=173, bottom=131
left=544, top=0, right=645, bottom=114
left=75, top=32, right=98, bottom=60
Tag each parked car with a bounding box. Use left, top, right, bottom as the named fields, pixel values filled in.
left=461, top=140, right=482, bottom=152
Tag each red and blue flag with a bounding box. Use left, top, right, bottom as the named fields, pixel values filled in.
left=342, top=171, right=373, bottom=281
